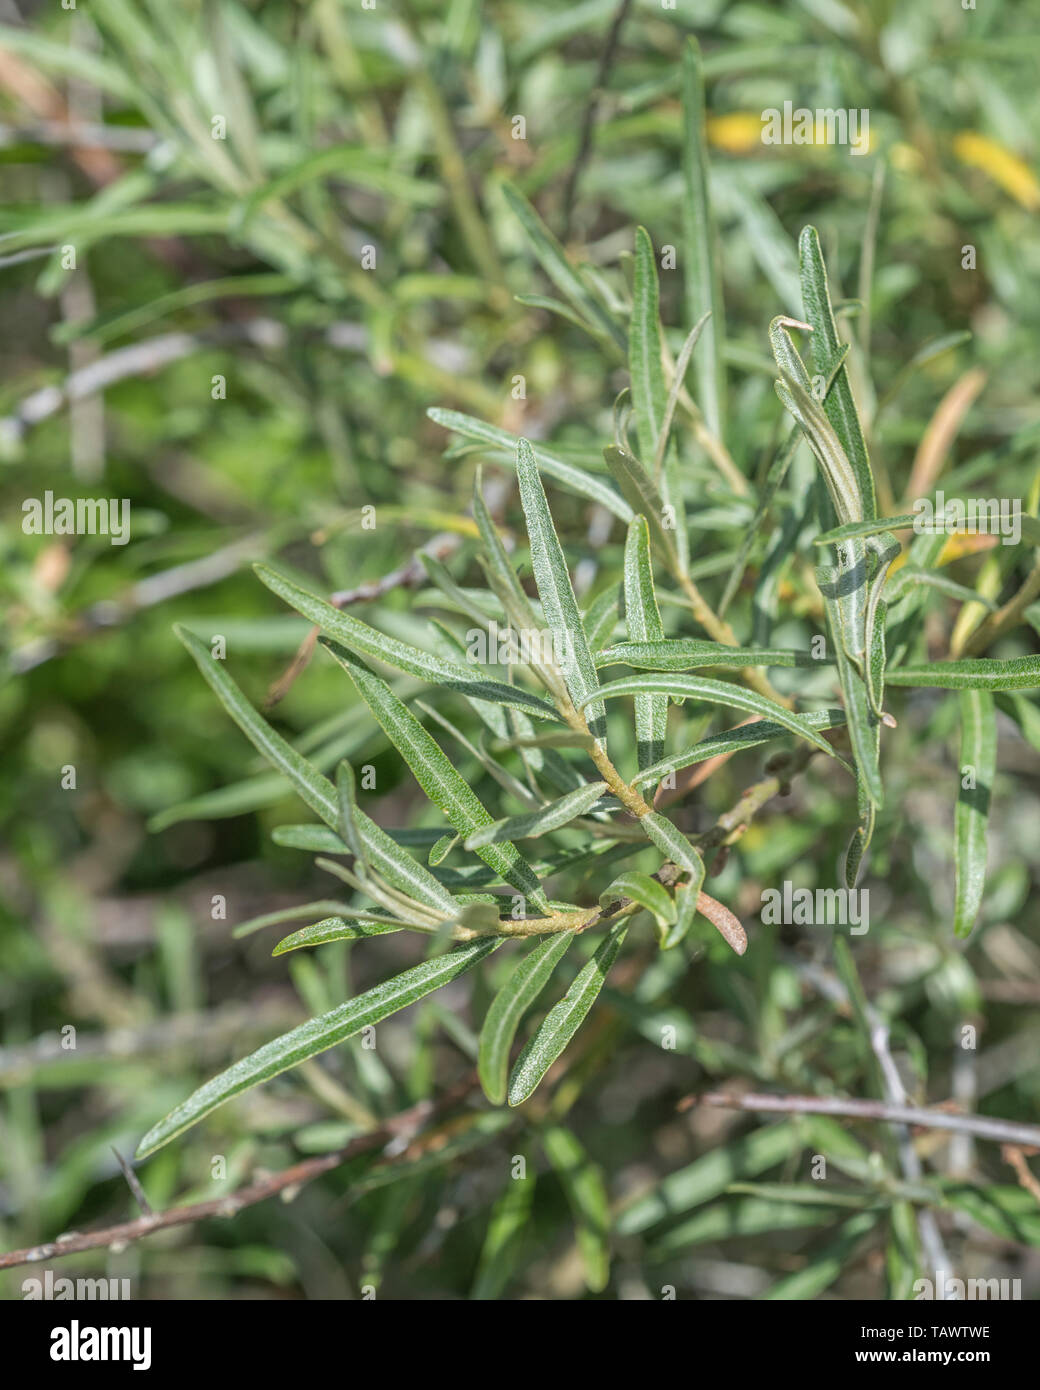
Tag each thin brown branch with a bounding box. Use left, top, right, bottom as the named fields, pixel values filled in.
left=681, top=1090, right=1040, bottom=1148
left=110, top=1148, right=154, bottom=1217
left=263, top=534, right=459, bottom=708
left=0, top=1073, right=481, bottom=1271
left=1001, top=1144, right=1040, bottom=1205
left=560, top=0, right=634, bottom=236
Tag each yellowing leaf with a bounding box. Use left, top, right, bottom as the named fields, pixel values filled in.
left=953, top=131, right=1040, bottom=211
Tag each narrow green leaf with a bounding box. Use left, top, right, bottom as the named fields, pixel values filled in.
left=516, top=439, right=606, bottom=741
left=501, top=182, right=626, bottom=354
left=508, top=924, right=627, bottom=1106
left=583, top=674, right=849, bottom=765
left=623, top=516, right=668, bottom=769
left=639, top=811, right=705, bottom=879
left=645, top=1198, right=843, bottom=1260
left=137, top=938, right=500, bottom=1156
left=232, top=900, right=357, bottom=940
left=762, top=1211, right=880, bottom=1300
left=630, top=228, right=668, bottom=464
left=816, top=565, right=884, bottom=808
left=478, top=932, right=575, bottom=1105
left=799, top=225, right=877, bottom=520
left=943, top=1183, right=1040, bottom=1247
left=600, top=871, right=675, bottom=928
left=471, top=1156, right=537, bottom=1299
left=335, top=760, right=367, bottom=866
left=603, top=445, right=681, bottom=575
left=616, top=1122, right=800, bottom=1234
left=174, top=626, right=456, bottom=916
left=540, top=1124, right=611, bottom=1293
left=815, top=514, right=917, bottom=546
left=464, top=782, right=608, bottom=848
left=886, top=656, right=1040, bottom=691
left=633, top=709, right=845, bottom=788
left=472, top=465, right=540, bottom=631
left=429, top=833, right=459, bottom=866
left=430, top=409, right=631, bottom=522
left=583, top=583, right=620, bottom=652
left=954, top=688, right=996, bottom=938
left=598, top=638, right=822, bottom=671
left=772, top=362, right=862, bottom=528
left=885, top=566, right=998, bottom=610
left=273, top=916, right=405, bottom=954
left=680, top=36, right=726, bottom=438
left=321, top=640, right=549, bottom=910
left=664, top=870, right=704, bottom=950
left=255, top=564, right=558, bottom=722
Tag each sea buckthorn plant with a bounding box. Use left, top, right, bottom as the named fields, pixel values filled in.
left=136, top=190, right=1040, bottom=1294
left=4, top=0, right=1040, bottom=1307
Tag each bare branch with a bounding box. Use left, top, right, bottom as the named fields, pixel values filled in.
left=0, top=1073, right=482, bottom=1271
left=681, top=1090, right=1040, bottom=1149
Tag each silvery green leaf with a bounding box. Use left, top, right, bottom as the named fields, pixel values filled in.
left=174, top=625, right=455, bottom=915
left=583, top=582, right=620, bottom=652
left=232, top=899, right=357, bottom=940
left=815, top=514, right=917, bottom=545
left=680, top=36, right=725, bottom=438
left=773, top=359, right=862, bottom=527
left=623, top=516, right=668, bottom=769
left=600, top=870, right=675, bottom=929
left=501, top=182, right=626, bottom=354
left=633, top=709, right=845, bottom=789
left=597, top=638, right=822, bottom=672
left=816, top=564, right=884, bottom=809
left=508, top=923, right=627, bottom=1106
left=954, top=688, right=996, bottom=938
left=583, top=673, right=848, bottom=765
left=800, top=225, right=877, bottom=521
left=478, top=932, right=574, bottom=1105
left=603, top=444, right=682, bottom=576
left=255, top=563, right=559, bottom=722
left=464, top=782, right=608, bottom=848
left=885, top=656, right=1040, bottom=691
left=429, top=409, right=632, bottom=521
left=884, top=566, right=997, bottom=610
left=630, top=227, right=668, bottom=464
left=516, top=438, right=607, bottom=741
left=335, top=759, right=367, bottom=866
left=136, top=937, right=500, bottom=1156
left=428, top=833, right=459, bottom=866
left=272, top=916, right=405, bottom=955
left=321, top=639, right=550, bottom=911
left=639, top=811, right=704, bottom=879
